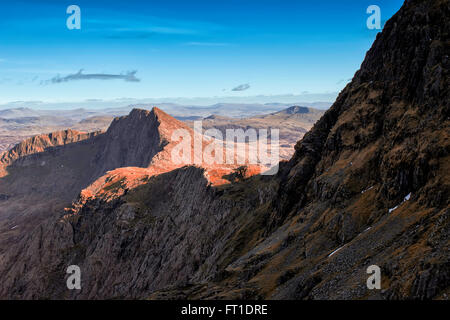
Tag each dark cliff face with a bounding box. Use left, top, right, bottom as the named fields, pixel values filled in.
left=0, top=0, right=449, bottom=300
left=259, top=0, right=449, bottom=298
left=91, top=109, right=167, bottom=178
left=272, top=0, right=449, bottom=230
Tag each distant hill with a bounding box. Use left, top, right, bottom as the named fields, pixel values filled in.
left=0, top=108, right=39, bottom=119
left=0, top=104, right=327, bottom=153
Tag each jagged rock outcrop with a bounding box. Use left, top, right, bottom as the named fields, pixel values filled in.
left=0, top=0, right=448, bottom=300
left=91, top=108, right=190, bottom=178
left=0, top=129, right=100, bottom=176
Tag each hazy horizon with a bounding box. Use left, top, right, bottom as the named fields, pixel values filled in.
left=0, top=95, right=335, bottom=111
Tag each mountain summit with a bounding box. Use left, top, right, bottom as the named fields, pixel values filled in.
left=91, top=107, right=193, bottom=177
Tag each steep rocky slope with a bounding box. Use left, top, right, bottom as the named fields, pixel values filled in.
left=0, top=0, right=448, bottom=300
left=0, top=107, right=263, bottom=296
left=0, top=108, right=198, bottom=260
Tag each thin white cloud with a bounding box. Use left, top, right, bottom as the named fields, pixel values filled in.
left=185, top=42, right=232, bottom=47
left=84, top=14, right=224, bottom=39
left=104, top=27, right=197, bottom=39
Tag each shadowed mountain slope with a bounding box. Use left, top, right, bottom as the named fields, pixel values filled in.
left=0, top=108, right=203, bottom=255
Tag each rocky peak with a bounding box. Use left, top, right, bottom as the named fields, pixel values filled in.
left=0, top=129, right=99, bottom=173
left=92, top=107, right=193, bottom=177
left=107, top=107, right=191, bottom=142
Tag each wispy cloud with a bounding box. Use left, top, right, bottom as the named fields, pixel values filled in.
left=185, top=42, right=232, bottom=47
left=0, top=78, right=12, bottom=84
left=103, top=26, right=197, bottom=39
left=0, top=75, right=40, bottom=86
left=46, top=70, right=140, bottom=84
left=84, top=14, right=221, bottom=40
left=105, top=31, right=154, bottom=39
left=232, top=83, right=250, bottom=91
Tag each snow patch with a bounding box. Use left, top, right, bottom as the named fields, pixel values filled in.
left=389, top=205, right=399, bottom=213
left=389, top=193, right=412, bottom=213
left=328, top=246, right=344, bottom=258
left=361, top=186, right=374, bottom=194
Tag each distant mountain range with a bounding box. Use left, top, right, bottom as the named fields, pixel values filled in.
left=0, top=103, right=326, bottom=153
left=0, top=101, right=332, bottom=119
left=0, top=99, right=333, bottom=112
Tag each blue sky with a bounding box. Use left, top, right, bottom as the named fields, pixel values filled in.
left=0, top=0, right=404, bottom=107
